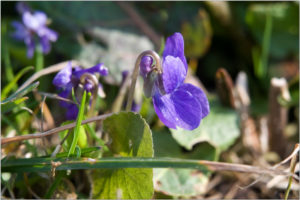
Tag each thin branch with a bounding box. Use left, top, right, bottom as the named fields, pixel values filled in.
left=38, top=92, right=77, bottom=105
left=116, top=2, right=161, bottom=48
left=40, top=95, right=47, bottom=132
left=17, top=60, right=80, bottom=93
left=284, top=145, right=299, bottom=200
left=112, top=71, right=132, bottom=112
left=1, top=113, right=113, bottom=145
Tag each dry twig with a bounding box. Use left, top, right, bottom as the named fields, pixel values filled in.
left=1, top=113, right=113, bottom=145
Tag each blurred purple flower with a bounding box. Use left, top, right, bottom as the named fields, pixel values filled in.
left=141, top=33, right=210, bottom=130
left=12, top=3, right=58, bottom=58
left=53, top=62, right=108, bottom=120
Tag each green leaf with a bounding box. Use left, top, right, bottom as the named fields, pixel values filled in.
left=1, top=66, right=34, bottom=100
left=246, top=3, right=299, bottom=58
left=53, top=147, right=102, bottom=158
left=171, top=100, right=240, bottom=151
left=1, top=82, right=39, bottom=104
left=153, top=130, right=217, bottom=197
left=77, top=125, right=87, bottom=149
left=1, top=97, right=28, bottom=114
left=154, top=168, right=209, bottom=197
left=91, top=112, right=154, bottom=199
left=182, top=9, right=212, bottom=58
left=84, top=123, right=109, bottom=152
left=1, top=157, right=211, bottom=173
left=68, top=91, right=86, bottom=157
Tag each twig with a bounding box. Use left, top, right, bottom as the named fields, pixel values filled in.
left=112, top=71, right=132, bottom=112
left=16, top=60, right=80, bottom=93
left=1, top=113, right=113, bottom=145
left=215, top=68, right=236, bottom=109
left=238, top=143, right=299, bottom=190
left=284, top=145, right=299, bottom=200
left=268, top=78, right=290, bottom=158
left=273, top=143, right=299, bottom=169
left=51, top=130, right=72, bottom=158
left=40, top=95, right=46, bottom=132
left=24, top=173, right=41, bottom=199
left=38, top=92, right=76, bottom=105
left=116, top=2, right=161, bottom=48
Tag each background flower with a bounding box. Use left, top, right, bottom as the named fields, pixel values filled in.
left=11, top=2, right=58, bottom=58
left=53, top=62, right=108, bottom=120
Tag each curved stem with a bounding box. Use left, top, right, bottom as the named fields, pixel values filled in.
left=17, top=60, right=80, bottom=93
left=125, top=50, right=161, bottom=111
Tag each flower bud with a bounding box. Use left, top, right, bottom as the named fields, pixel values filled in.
left=140, top=56, right=153, bottom=78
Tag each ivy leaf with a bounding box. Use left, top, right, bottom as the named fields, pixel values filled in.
left=154, top=168, right=210, bottom=198
left=171, top=100, right=240, bottom=151
left=91, top=112, right=154, bottom=199
left=153, top=129, right=217, bottom=197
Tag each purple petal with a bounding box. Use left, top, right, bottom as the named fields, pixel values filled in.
left=163, top=32, right=188, bottom=71
left=153, top=86, right=202, bottom=130
left=24, top=36, right=35, bottom=58
left=84, top=80, right=94, bottom=92
left=22, top=12, right=40, bottom=31
left=57, top=82, right=73, bottom=108
left=140, top=56, right=153, bottom=78
left=52, top=62, right=72, bottom=87
left=121, top=70, right=129, bottom=85
left=132, top=101, right=141, bottom=112
left=37, top=27, right=58, bottom=41
left=11, top=21, right=29, bottom=40
left=179, top=83, right=210, bottom=118
left=73, top=63, right=108, bottom=78
left=40, top=36, right=51, bottom=54
left=33, top=11, right=47, bottom=26
left=65, top=104, right=78, bottom=120
left=152, top=93, right=177, bottom=129
left=162, top=56, right=186, bottom=94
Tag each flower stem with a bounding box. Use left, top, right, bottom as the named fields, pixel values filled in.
left=126, top=50, right=162, bottom=111
left=35, top=45, right=44, bottom=72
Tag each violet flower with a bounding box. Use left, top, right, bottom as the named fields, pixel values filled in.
left=12, top=3, right=58, bottom=58
left=53, top=62, right=108, bottom=120
left=140, top=33, right=209, bottom=130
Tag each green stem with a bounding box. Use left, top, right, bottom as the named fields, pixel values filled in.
left=68, top=91, right=86, bottom=157
left=35, top=45, right=44, bottom=72
left=1, top=157, right=295, bottom=178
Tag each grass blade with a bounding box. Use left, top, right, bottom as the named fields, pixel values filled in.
left=1, top=157, right=295, bottom=180
left=1, top=82, right=39, bottom=104
left=1, top=66, right=34, bottom=100
left=68, top=91, right=86, bottom=157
